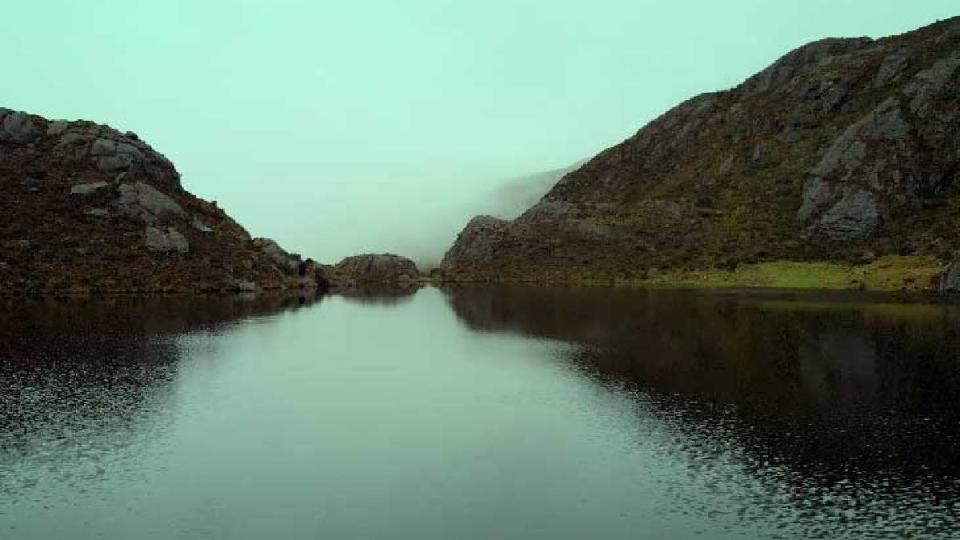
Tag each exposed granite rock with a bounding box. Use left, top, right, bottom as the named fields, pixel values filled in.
left=145, top=226, right=189, bottom=254
left=332, top=254, right=419, bottom=285
left=804, top=184, right=880, bottom=241
left=797, top=97, right=912, bottom=240
left=1, top=111, right=43, bottom=143
left=904, top=55, right=960, bottom=118
left=441, top=216, right=510, bottom=271
left=744, top=37, right=874, bottom=93
left=0, top=108, right=328, bottom=294
left=46, top=120, right=69, bottom=136
left=798, top=52, right=960, bottom=240
left=116, top=182, right=186, bottom=224
left=873, top=50, right=911, bottom=88
left=191, top=217, right=212, bottom=233
left=940, top=261, right=960, bottom=294
left=70, top=181, right=110, bottom=196
left=94, top=138, right=146, bottom=173
left=254, top=237, right=299, bottom=273
left=441, top=17, right=960, bottom=286
left=42, top=116, right=181, bottom=190
left=252, top=237, right=330, bottom=290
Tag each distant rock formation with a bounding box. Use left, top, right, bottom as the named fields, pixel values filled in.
left=441, top=18, right=960, bottom=287
left=441, top=216, right=509, bottom=272
left=0, top=108, right=327, bottom=295
left=329, top=254, right=420, bottom=287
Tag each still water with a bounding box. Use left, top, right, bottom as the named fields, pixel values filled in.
left=2, top=286, right=960, bottom=539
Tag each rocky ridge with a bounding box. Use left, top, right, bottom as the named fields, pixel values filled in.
left=441, top=18, right=960, bottom=291
left=0, top=108, right=329, bottom=295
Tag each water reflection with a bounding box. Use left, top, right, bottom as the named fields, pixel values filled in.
left=444, top=286, right=960, bottom=537
left=0, top=294, right=322, bottom=505
left=4, top=287, right=960, bottom=539
left=336, top=285, right=420, bottom=306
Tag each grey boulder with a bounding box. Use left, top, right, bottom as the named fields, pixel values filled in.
left=144, top=226, right=189, bottom=254
left=70, top=181, right=110, bottom=196
left=192, top=217, right=213, bottom=233
left=0, top=111, right=42, bottom=143
left=117, top=182, right=186, bottom=224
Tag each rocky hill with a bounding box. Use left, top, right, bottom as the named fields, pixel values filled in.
left=0, top=108, right=327, bottom=295
left=442, top=18, right=960, bottom=291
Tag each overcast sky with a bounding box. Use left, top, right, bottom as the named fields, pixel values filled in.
left=7, top=1, right=958, bottom=264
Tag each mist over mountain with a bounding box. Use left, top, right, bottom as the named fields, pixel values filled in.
left=484, top=162, right=587, bottom=220
left=381, top=162, right=584, bottom=270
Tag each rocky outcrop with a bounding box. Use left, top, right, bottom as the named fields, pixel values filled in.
left=253, top=237, right=330, bottom=290
left=797, top=179, right=881, bottom=241
left=797, top=53, right=960, bottom=240
left=0, top=108, right=327, bottom=295
left=939, top=261, right=960, bottom=294
left=69, top=182, right=109, bottom=196
left=441, top=18, right=960, bottom=285
left=145, top=226, right=189, bottom=254
left=330, top=254, right=420, bottom=286
left=0, top=108, right=181, bottom=190
left=441, top=216, right=509, bottom=272
left=116, top=181, right=187, bottom=224
left=253, top=238, right=300, bottom=273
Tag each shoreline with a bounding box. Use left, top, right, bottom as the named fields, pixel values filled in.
left=433, top=255, right=949, bottom=295
left=0, top=255, right=950, bottom=299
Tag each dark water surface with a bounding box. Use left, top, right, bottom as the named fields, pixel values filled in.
left=2, top=287, right=960, bottom=539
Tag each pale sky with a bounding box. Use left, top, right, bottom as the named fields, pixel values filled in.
left=6, top=1, right=958, bottom=264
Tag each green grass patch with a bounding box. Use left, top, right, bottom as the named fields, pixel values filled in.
left=638, top=256, right=944, bottom=292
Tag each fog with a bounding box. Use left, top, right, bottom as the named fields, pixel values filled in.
left=390, top=163, right=583, bottom=268
left=5, top=1, right=957, bottom=266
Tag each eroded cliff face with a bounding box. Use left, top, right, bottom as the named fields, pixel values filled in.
left=0, top=109, right=326, bottom=295
left=442, top=18, right=960, bottom=283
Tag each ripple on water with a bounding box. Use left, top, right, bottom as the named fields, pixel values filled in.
left=4, top=289, right=960, bottom=540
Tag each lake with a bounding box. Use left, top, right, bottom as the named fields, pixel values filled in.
left=2, top=286, right=960, bottom=539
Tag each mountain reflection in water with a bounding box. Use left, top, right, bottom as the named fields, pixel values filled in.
left=2, top=287, right=959, bottom=539
left=444, top=286, right=960, bottom=535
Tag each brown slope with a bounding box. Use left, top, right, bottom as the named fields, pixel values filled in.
left=0, top=108, right=327, bottom=295
left=442, top=18, right=960, bottom=284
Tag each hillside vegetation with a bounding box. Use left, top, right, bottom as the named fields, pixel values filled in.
left=442, top=18, right=960, bottom=292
